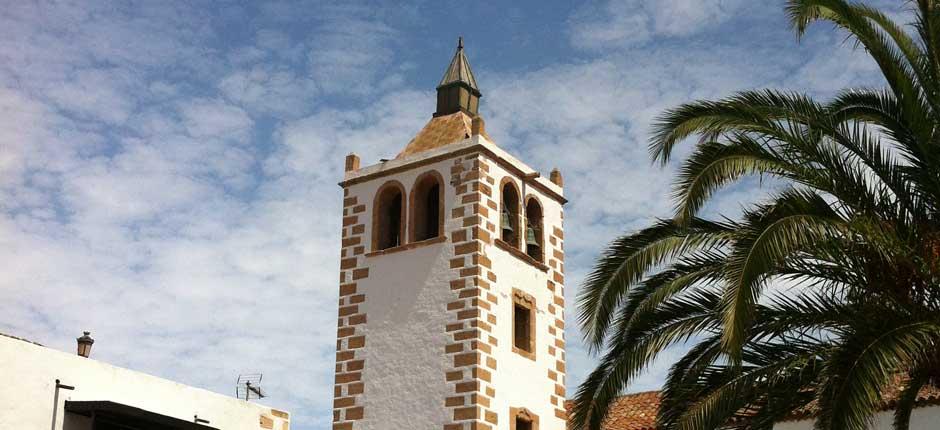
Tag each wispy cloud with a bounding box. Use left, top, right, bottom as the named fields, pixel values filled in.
left=567, top=0, right=748, bottom=51
left=1, top=1, right=904, bottom=429
left=304, top=3, right=403, bottom=95
left=0, top=2, right=411, bottom=428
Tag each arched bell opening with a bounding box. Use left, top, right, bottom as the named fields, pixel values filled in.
left=524, top=197, right=544, bottom=262
left=500, top=180, right=521, bottom=248
left=410, top=171, right=444, bottom=242
left=373, top=181, right=406, bottom=251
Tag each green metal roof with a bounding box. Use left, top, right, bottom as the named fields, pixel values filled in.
left=437, top=37, right=479, bottom=93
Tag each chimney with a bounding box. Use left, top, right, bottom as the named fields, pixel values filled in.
left=549, top=168, right=563, bottom=188
left=471, top=116, right=485, bottom=136
left=345, top=153, right=361, bottom=172
left=76, top=331, right=94, bottom=358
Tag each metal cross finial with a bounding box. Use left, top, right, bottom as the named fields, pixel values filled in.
left=458, top=36, right=463, bottom=50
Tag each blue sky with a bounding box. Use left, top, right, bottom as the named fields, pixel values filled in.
left=1, top=1, right=901, bottom=429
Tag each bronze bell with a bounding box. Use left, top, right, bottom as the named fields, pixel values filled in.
left=501, top=206, right=514, bottom=234
left=525, top=221, right=539, bottom=247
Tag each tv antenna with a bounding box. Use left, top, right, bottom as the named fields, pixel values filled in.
left=236, top=373, right=265, bottom=401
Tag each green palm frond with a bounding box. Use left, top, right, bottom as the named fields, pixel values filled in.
left=578, top=218, right=732, bottom=352
left=675, top=346, right=818, bottom=430
left=787, top=0, right=932, bottom=124
left=572, top=2, right=940, bottom=430
left=721, top=189, right=845, bottom=358
left=672, top=135, right=790, bottom=224
left=658, top=336, right=725, bottom=429
left=650, top=90, right=825, bottom=165
left=571, top=289, right=723, bottom=430
left=816, top=322, right=940, bottom=430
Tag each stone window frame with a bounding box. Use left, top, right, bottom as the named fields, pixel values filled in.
left=523, top=195, right=544, bottom=263
left=512, top=288, right=536, bottom=361
left=509, top=407, right=539, bottom=430
left=499, top=177, right=522, bottom=250
left=371, top=180, right=407, bottom=252
left=408, top=170, right=445, bottom=244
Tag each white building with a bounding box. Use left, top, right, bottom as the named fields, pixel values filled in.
left=332, top=38, right=567, bottom=430
left=0, top=332, right=290, bottom=430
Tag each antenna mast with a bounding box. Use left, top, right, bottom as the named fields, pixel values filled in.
left=235, top=373, right=265, bottom=401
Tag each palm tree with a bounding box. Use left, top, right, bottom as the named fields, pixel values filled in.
left=570, top=1, right=940, bottom=429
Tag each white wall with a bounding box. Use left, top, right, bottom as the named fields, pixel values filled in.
left=0, top=335, right=288, bottom=430
left=483, top=154, right=566, bottom=430
left=347, top=156, right=460, bottom=430
left=773, top=407, right=940, bottom=430
left=342, top=136, right=567, bottom=430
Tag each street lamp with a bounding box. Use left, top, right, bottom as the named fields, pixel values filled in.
left=76, top=331, right=94, bottom=358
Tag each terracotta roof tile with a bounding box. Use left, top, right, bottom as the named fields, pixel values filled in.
left=782, top=378, right=940, bottom=422
left=565, top=391, right=660, bottom=430
left=565, top=382, right=940, bottom=429
left=396, top=111, right=489, bottom=158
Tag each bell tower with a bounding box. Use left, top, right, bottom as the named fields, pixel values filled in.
left=332, top=39, right=567, bottom=430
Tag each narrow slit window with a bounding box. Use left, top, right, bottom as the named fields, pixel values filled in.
left=424, top=183, right=439, bottom=238
left=512, top=288, right=535, bottom=360
left=513, top=304, right=531, bottom=352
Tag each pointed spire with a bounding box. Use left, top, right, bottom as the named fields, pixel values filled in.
left=438, top=37, right=479, bottom=92
left=435, top=37, right=481, bottom=117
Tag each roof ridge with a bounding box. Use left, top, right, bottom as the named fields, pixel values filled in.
left=0, top=331, right=43, bottom=346
left=616, top=390, right=661, bottom=397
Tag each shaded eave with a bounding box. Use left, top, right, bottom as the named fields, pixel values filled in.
left=437, top=80, right=482, bottom=97
left=65, top=401, right=220, bottom=430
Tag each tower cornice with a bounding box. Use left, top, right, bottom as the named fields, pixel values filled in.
left=339, top=137, right=567, bottom=205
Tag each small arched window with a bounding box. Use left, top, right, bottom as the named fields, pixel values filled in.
left=524, top=197, right=544, bottom=261
left=510, top=407, right=539, bottom=430
left=373, top=181, right=405, bottom=251
left=500, top=181, right=521, bottom=248
left=411, top=171, right=444, bottom=242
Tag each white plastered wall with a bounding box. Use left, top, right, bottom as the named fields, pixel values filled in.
left=341, top=135, right=566, bottom=430
left=0, top=335, right=288, bottom=430
left=482, top=154, right=566, bottom=430
left=346, top=156, right=460, bottom=430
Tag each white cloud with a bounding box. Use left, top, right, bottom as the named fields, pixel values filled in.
left=44, top=68, right=140, bottom=124
left=219, top=66, right=318, bottom=117
left=305, top=5, right=401, bottom=95
left=273, top=90, right=429, bottom=176
left=179, top=99, right=254, bottom=140
left=568, top=0, right=748, bottom=50
left=221, top=29, right=317, bottom=116
left=0, top=1, right=900, bottom=428
left=785, top=35, right=881, bottom=97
